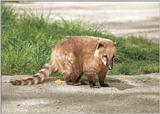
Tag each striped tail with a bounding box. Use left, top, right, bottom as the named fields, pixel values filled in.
left=10, top=64, right=52, bottom=86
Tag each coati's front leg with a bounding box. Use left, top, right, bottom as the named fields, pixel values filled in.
left=98, top=72, right=109, bottom=87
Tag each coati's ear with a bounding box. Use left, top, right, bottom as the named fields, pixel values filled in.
left=97, top=42, right=104, bottom=49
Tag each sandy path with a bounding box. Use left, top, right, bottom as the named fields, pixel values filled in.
left=2, top=74, right=160, bottom=114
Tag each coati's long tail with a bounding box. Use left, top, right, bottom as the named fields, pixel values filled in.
left=10, top=64, right=52, bottom=86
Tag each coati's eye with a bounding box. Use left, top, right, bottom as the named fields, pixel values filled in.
left=103, top=54, right=108, bottom=60
left=103, top=54, right=107, bottom=57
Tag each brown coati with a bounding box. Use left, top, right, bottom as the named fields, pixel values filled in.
left=10, top=36, right=116, bottom=88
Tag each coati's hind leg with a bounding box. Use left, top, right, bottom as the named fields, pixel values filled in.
left=85, top=72, right=100, bottom=88
left=75, top=73, right=87, bottom=85
left=64, top=73, right=83, bottom=86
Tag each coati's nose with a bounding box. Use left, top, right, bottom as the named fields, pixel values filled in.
left=108, top=65, right=112, bottom=70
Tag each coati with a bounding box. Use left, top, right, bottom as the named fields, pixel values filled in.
left=10, top=36, right=116, bottom=88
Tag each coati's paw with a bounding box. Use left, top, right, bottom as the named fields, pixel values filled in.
left=92, top=85, right=101, bottom=88
left=73, top=81, right=88, bottom=86
left=66, top=81, right=82, bottom=86
left=80, top=80, right=88, bottom=85
left=73, top=82, right=82, bottom=86
left=90, top=84, right=101, bottom=88
left=100, top=83, right=109, bottom=87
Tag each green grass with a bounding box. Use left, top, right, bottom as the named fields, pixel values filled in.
left=2, top=6, right=159, bottom=76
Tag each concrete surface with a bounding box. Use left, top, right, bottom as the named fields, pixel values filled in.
left=4, top=2, right=160, bottom=44
left=2, top=73, right=160, bottom=114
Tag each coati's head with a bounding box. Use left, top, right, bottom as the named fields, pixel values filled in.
left=94, top=39, right=116, bottom=70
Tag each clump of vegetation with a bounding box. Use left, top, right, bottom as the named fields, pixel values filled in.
left=2, top=6, right=159, bottom=75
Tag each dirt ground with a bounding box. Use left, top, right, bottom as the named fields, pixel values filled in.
left=2, top=73, right=160, bottom=114
left=5, top=2, right=160, bottom=44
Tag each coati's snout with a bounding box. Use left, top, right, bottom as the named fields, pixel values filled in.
left=95, top=39, right=116, bottom=70
left=101, top=54, right=115, bottom=70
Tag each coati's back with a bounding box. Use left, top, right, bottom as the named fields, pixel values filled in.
left=55, top=36, right=99, bottom=52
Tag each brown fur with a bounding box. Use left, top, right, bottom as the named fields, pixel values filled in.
left=10, top=36, right=116, bottom=88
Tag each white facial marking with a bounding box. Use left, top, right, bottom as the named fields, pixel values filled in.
left=101, top=57, right=107, bottom=66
